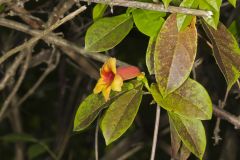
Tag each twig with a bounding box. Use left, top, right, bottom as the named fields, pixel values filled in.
left=46, top=0, right=76, bottom=27
left=213, top=90, right=229, bottom=145
left=0, top=6, right=87, bottom=65
left=150, top=105, right=161, bottom=160
left=117, top=144, right=143, bottom=160
left=0, top=18, right=129, bottom=66
left=0, top=52, right=25, bottom=91
left=95, top=114, right=101, bottom=160
left=0, top=49, right=31, bottom=120
left=79, top=0, right=212, bottom=17
left=213, top=105, right=240, bottom=129
left=16, top=51, right=60, bottom=108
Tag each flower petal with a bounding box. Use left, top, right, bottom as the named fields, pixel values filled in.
left=102, top=86, right=111, bottom=101
left=93, top=78, right=106, bottom=94
left=107, top=58, right=117, bottom=74
left=111, top=74, right=123, bottom=92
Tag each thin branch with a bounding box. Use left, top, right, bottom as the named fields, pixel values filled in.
left=0, top=49, right=31, bottom=120
left=0, top=6, right=87, bottom=65
left=0, top=52, right=25, bottom=91
left=95, top=115, right=101, bottom=160
left=79, top=0, right=212, bottom=17
left=150, top=105, right=161, bottom=160
left=0, top=18, right=128, bottom=66
left=16, top=51, right=60, bottom=108
left=213, top=90, right=229, bottom=145
left=117, top=144, right=143, bottom=160
left=213, top=105, right=240, bottom=129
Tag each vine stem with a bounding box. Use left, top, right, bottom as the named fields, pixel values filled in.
left=95, top=114, right=101, bottom=160
left=150, top=105, right=161, bottom=160
left=79, top=0, right=212, bottom=17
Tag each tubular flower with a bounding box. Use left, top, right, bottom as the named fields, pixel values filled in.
left=93, top=58, right=141, bottom=101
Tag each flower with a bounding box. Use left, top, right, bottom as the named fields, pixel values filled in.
left=93, top=58, right=141, bottom=101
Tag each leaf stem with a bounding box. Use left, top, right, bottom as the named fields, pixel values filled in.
left=150, top=105, right=161, bottom=160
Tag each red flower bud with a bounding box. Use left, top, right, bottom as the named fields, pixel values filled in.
left=117, top=66, right=141, bottom=80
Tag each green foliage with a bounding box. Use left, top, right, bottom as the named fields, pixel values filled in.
left=132, top=9, right=165, bottom=37
left=169, top=118, right=181, bottom=158
left=228, top=0, right=236, bottom=7
left=100, top=87, right=143, bottom=145
left=73, top=82, right=136, bottom=131
left=1, top=133, right=36, bottom=142
left=228, top=19, right=240, bottom=41
left=1, top=133, right=55, bottom=159
left=27, top=144, right=47, bottom=160
left=177, top=0, right=198, bottom=31
left=146, top=36, right=156, bottom=75
left=199, top=0, right=221, bottom=29
left=199, top=0, right=221, bottom=12
left=162, top=0, right=172, bottom=8
left=168, top=112, right=206, bottom=159
left=73, top=93, right=106, bottom=131
left=151, top=78, right=212, bottom=120
left=85, top=14, right=133, bottom=52
left=202, top=21, right=240, bottom=91
left=92, top=4, right=108, bottom=21
left=154, top=14, right=197, bottom=97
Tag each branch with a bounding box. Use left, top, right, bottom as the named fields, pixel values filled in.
left=0, top=18, right=128, bottom=66
left=150, top=105, right=161, bottom=160
left=0, top=6, right=87, bottom=65
left=79, top=0, right=212, bottom=17
left=213, top=105, right=240, bottom=129
left=0, top=49, right=31, bottom=120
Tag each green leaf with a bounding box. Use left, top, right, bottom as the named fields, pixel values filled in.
left=202, top=21, right=240, bottom=91
left=180, top=144, right=191, bottom=160
left=163, top=0, right=172, bottom=8
left=228, top=19, right=240, bottom=41
left=73, top=81, right=141, bottom=131
left=28, top=144, right=47, bottom=160
left=100, top=88, right=143, bottom=145
left=154, top=14, right=197, bottom=97
left=132, top=9, right=165, bottom=37
left=73, top=93, right=106, bottom=131
left=92, top=4, right=108, bottom=21
left=228, top=0, right=236, bottom=7
left=177, top=0, right=198, bottom=31
left=146, top=36, right=156, bottom=75
left=1, top=133, right=36, bottom=143
left=85, top=14, right=133, bottom=52
left=169, top=118, right=181, bottom=159
left=199, top=0, right=221, bottom=29
left=200, top=0, right=221, bottom=12
left=151, top=78, right=212, bottom=120
left=168, top=112, right=206, bottom=159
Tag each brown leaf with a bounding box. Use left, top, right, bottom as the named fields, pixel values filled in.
left=154, top=14, right=197, bottom=97
left=202, top=21, right=240, bottom=90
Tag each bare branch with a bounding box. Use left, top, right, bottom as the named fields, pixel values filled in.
left=150, top=105, right=161, bottom=160
left=0, top=17, right=129, bottom=66
left=0, top=6, right=87, bottom=65
left=213, top=105, right=240, bottom=130
left=79, top=0, right=212, bottom=17
left=0, top=49, right=31, bottom=120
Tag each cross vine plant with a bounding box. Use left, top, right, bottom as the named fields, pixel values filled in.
left=74, top=0, right=240, bottom=159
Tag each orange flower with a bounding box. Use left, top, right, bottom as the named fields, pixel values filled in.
left=93, top=58, right=141, bottom=101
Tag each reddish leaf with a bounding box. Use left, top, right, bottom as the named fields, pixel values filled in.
left=154, top=14, right=197, bottom=97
